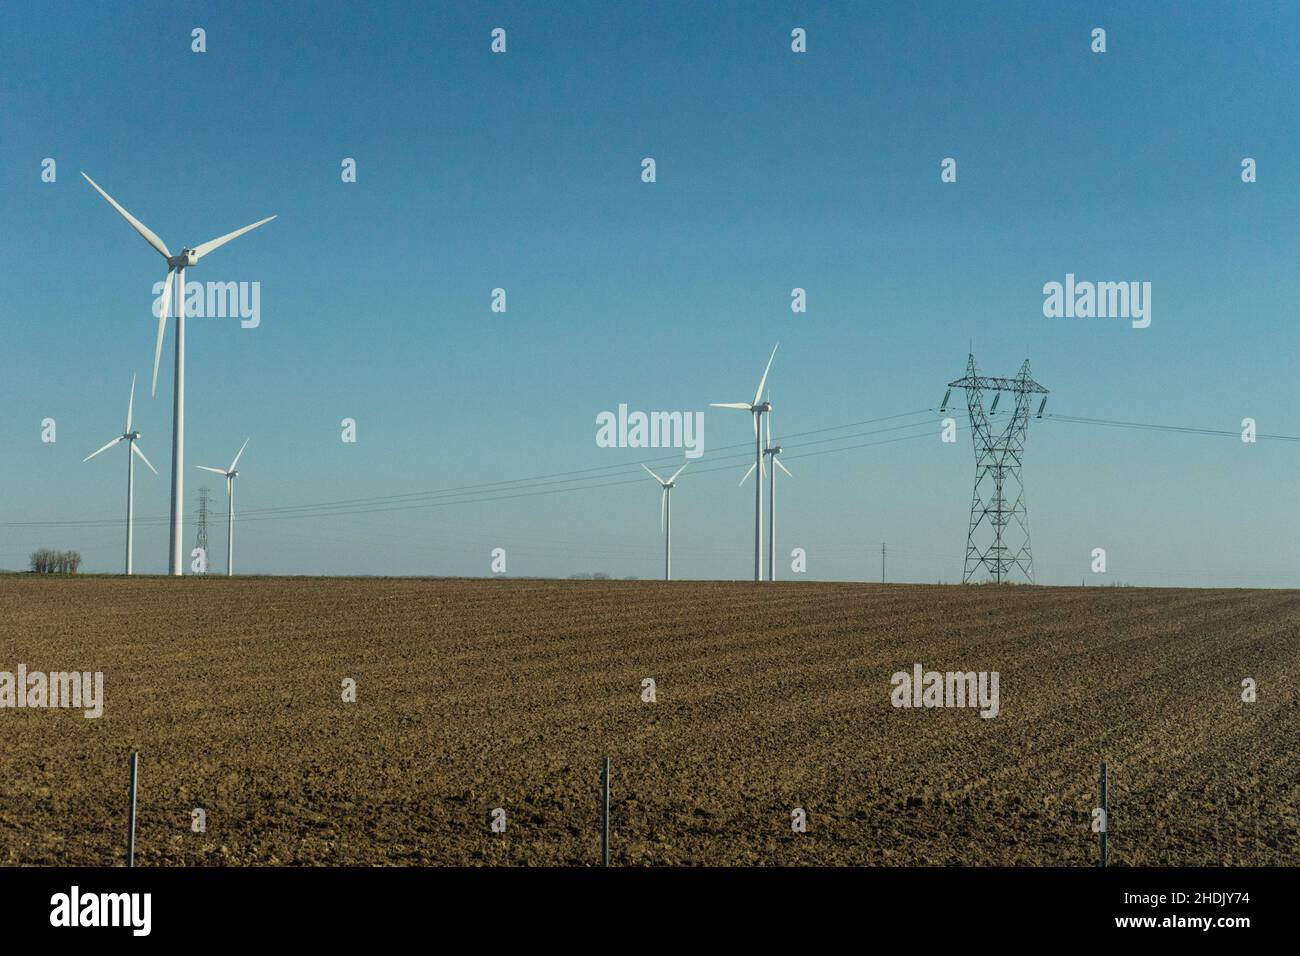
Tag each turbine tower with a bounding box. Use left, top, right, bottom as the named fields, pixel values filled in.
left=197, top=438, right=249, bottom=577
left=641, top=462, right=688, bottom=580
left=82, top=374, right=158, bottom=574
left=741, top=409, right=793, bottom=582
left=82, top=172, right=274, bottom=575
left=943, top=355, right=1048, bottom=584
left=711, top=343, right=778, bottom=581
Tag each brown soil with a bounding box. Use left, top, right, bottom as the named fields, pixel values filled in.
left=1, top=576, right=1295, bottom=866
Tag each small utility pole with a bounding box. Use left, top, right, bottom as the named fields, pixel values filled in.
left=600, top=757, right=610, bottom=867
left=881, top=542, right=886, bottom=584
left=127, top=750, right=139, bottom=867
left=1099, top=761, right=1109, bottom=868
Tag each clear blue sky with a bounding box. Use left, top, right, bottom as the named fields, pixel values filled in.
left=2, top=1, right=1299, bottom=585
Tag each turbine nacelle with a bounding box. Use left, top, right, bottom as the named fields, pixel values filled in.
left=197, top=438, right=250, bottom=484
left=642, top=462, right=687, bottom=490
left=169, top=250, right=199, bottom=268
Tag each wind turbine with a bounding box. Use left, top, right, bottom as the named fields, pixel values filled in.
left=82, top=172, right=274, bottom=575
left=711, top=343, right=778, bottom=581
left=641, top=462, right=688, bottom=581
left=741, top=408, right=793, bottom=581
left=83, top=373, right=158, bottom=574
left=196, top=439, right=249, bottom=577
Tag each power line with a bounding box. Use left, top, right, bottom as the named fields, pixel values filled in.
left=11, top=407, right=1292, bottom=534
left=195, top=424, right=958, bottom=526
left=1044, top=414, right=1300, bottom=442
left=235, top=408, right=938, bottom=517
left=0, top=412, right=947, bottom=529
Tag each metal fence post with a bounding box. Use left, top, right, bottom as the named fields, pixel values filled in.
left=600, top=756, right=610, bottom=867
left=127, top=750, right=139, bottom=868
left=1099, top=761, right=1108, bottom=868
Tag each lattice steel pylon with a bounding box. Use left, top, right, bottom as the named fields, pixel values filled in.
left=944, top=355, right=1048, bottom=584
left=195, top=486, right=210, bottom=559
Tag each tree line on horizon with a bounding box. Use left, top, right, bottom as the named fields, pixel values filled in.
left=29, top=549, right=82, bottom=574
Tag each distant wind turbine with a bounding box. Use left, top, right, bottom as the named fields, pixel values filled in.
left=83, top=373, right=158, bottom=574
left=711, top=343, right=778, bottom=581
left=196, top=439, right=250, bottom=577
left=82, top=172, right=275, bottom=575
left=741, top=407, right=793, bottom=581
left=642, top=462, right=688, bottom=580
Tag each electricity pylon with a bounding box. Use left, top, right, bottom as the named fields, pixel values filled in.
left=195, top=487, right=210, bottom=562
left=943, top=355, right=1048, bottom=584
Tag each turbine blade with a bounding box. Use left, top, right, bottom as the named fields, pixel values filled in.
left=82, top=436, right=122, bottom=462
left=196, top=465, right=227, bottom=475
left=640, top=463, right=666, bottom=485
left=739, top=462, right=756, bottom=486
left=151, top=268, right=174, bottom=396
left=752, top=343, right=779, bottom=406
left=765, top=409, right=771, bottom=447
left=125, top=372, right=136, bottom=432
left=709, top=402, right=752, bottom=410
left=132, top=442, right=158, bottom=475
left=775, top=458, right=793, bottom=478
left=81, top=173, right=170, bottom=258
left=193, top=215, right=276, bottom=260
left=229, top=437, right=250, bottom=472
left=667, top=462, right=688, bottom=484
left=660, top=487, right=666, bottom=531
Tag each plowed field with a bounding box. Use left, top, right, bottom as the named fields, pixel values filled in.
left=1, top=576, right=1296, bottom=866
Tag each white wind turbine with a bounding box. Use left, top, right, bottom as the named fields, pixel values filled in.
left=711, top=343, right=778, bottom=581
left=82, top=172, right=275, bottom=576
left=741, top=407, right=793, bottom=582
left=196, top=438, right=249, bottom=577
left=83, top=373, right=158, bottom=575
left=641, top=462, right=688, bottom=581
